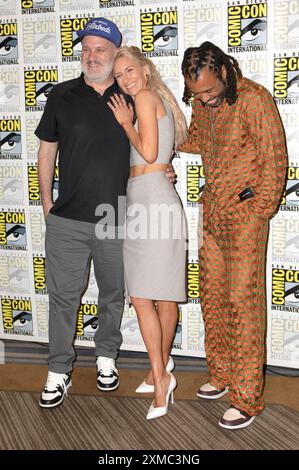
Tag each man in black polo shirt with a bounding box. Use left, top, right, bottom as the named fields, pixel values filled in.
left=35, top=18, right=130, bottom=408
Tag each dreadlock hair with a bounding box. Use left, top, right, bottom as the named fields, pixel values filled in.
left=181, top=42, right=242, bottom=106
left=115, top=46, right=187, bottom=146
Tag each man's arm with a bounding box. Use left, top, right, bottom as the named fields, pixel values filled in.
left=244, top=90, right=288, bottom=219
left=177, top=101, right=202, bottom=154
left=37, top=140, right=59, bottom=219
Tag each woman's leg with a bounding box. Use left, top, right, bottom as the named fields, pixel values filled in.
left=131, top=297, right=171, bottom=407
left=156, top=300, right=179, bottom=363
left=142, top=301, right=178, bottom=385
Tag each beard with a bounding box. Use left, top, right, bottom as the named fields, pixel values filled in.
left=81, top=58, right=114, bottom=85
left=207, top=94, right=226, bottom=107
left=206, top=78, right=227, bottom=108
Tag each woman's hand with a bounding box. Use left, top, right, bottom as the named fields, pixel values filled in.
left=165, top=162, right=177, bottom=184
left=107, top=93, right=134, bottom=127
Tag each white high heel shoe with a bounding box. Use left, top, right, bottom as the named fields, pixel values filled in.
left=135, top=356, right=175, bottom=394
left=146, top=373, right=177, bottom=420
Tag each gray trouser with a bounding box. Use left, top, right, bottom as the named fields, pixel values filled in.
left=45, top=214, right=124, bottom=374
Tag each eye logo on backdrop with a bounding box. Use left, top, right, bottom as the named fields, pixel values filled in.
left=53, top=166, right=59, bottom=202
left=227, top=0, right=267, bottom=52
left=21, top=0, right=55, bottom=14
left=0, top=117, right=22, bottom=160
left=280, top=166, right=299, bottom=211
left=280, top=107, right=299, bottom=163
left=0, top=253, right=30, bottom=294
left=121, top=308, right=140, bottom=346
left=272, top=215, right=299, bottom=263
left=0, top=20, right=18, bottom=65
left=24, top=67, right=58, bottom=111
left=0, top=67, right=19, bottom=112
left=156, top=59, right=179, bottom=100
left=103, top=12, right=136, bottom=47
left=76, top=302, right=98, bottom=341
left=173, top=306, right=182, bottom=349
left=273, top=54, right=299, bottom=105
left=183, top=1, right=222, bottom=49
left=140, top=6, right=178, bottom=57
left=0, top=0, right=17, bottom=15
left=1, top=297, right=33, bottom=335
left=62, top=63, right=82, bottom=82
left=274, top=0, right=299, bottom=49
left=272, top=267, right=299, bottom=311
left=60, top=17, right=89, bottom=62
left=0, top=210, right=27, bottom=250
left=270, top=311, right=299, bottom=361
left=23, top=16, right=56, bottom=64
left=237, top=52, right=267, bottom=87
left=0, top=162, right=23, bottom=206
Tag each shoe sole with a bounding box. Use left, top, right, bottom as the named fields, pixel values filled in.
left=196, top=387, right=229, bottom=400
left=39, top=381, right=72, bottom=409
left=97, top=382, right=119, bottom=392
left=218, top=416, right=255, bottom=430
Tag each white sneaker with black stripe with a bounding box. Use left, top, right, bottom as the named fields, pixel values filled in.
left=96, top=356, right=119, bottom=391
left=39, top=371, right=72, bottom=408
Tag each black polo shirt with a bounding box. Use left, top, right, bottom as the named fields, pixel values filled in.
left=35, top=73, right=130, bottom=224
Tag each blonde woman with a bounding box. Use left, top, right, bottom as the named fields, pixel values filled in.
left=108, top=46, right=187, bottom=420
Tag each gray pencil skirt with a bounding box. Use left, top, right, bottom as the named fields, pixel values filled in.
left=123, top=171, right=187, bottom=302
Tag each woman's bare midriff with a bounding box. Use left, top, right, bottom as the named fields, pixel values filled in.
left=129, top=163, right=168, bottom=178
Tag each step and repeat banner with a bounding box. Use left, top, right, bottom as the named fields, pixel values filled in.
left=0, top=0, right=298, bottom=369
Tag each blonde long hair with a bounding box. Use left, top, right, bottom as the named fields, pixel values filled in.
left=115, top=46, right=187, bottom=147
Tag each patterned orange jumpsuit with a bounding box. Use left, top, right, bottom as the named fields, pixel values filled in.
left=180, top=77, right=287, bottom=416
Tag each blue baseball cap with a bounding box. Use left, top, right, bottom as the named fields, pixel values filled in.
left=77, top=17, right=122, bottom=47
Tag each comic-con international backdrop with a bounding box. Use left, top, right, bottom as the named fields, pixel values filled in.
left=0, top=0, right=298, bottom=369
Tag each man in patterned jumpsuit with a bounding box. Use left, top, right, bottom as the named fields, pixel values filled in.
left=180, top=42, right=287, bottom=429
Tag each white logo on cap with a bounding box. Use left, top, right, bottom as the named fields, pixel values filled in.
left=87, top=22, right=111, bottom=35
